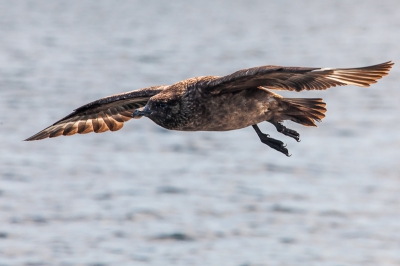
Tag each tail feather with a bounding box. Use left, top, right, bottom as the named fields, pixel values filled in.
left=281, top=98, right=327, bottom=126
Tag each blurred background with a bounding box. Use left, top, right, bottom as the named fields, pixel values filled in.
left=1, top=0, right=400, bottom=265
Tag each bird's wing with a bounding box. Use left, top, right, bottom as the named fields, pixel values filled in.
left=201, top=61, right=394, bottom=94
left=25, top=85, right=168, bottom=141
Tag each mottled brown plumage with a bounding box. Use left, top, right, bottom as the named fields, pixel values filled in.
left=26, top=61, right=394, bottom=156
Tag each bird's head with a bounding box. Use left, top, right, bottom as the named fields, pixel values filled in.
left=133, top=96, right=183, bottom=129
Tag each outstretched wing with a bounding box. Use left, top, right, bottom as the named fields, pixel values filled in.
left=202, top=61, right=394, bottom=94
left=25, top=85, right=168, bottom=141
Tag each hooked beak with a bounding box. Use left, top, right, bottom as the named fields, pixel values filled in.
left=133, top=105, right=152, bottom=118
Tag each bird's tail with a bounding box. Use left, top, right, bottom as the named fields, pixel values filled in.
left=280, top=98, right=327, bottom=126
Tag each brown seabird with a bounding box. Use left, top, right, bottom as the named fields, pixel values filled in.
left=25, top=61, right=394, bottom=156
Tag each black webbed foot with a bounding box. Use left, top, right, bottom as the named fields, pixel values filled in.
left=259, top=134, right=291, bottom=157
left=276, top=123, right=300, bottom=142
left=252, top=124, right=291, bottom=157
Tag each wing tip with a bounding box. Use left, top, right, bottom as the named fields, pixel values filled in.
left=375, top=60, right=394, bottom=71
left=367, top=60, right=394, bottom=75
left=25, top=117, right=126, bottom=141
left=24, top=134, right=46, bottom=141
left=24, top=128, right=53, bottom=141
left=326, top=60, right=394, bottom=87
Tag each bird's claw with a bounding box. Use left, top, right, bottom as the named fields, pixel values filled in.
left=276, top=123, right=301, bottom=142
left=259, top=134, right=290, bottom=157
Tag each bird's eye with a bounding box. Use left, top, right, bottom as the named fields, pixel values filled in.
left=159, top=103, right=167, bottom=108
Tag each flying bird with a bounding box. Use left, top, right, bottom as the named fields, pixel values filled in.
left=25, top=61, right=394, bottom=156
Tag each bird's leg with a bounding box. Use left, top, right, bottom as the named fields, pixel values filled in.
left=273, top=122, right=300, bottom=142
left=252, top=124, right=290, bottom=157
